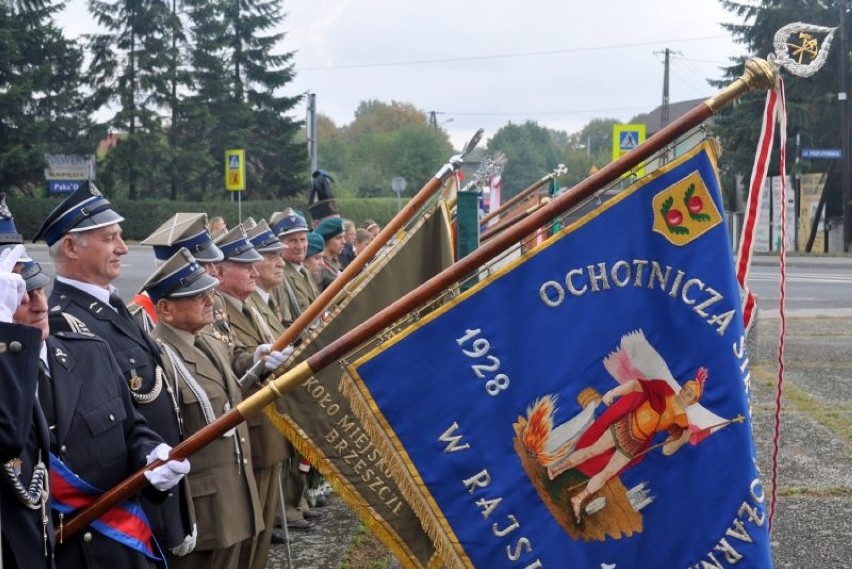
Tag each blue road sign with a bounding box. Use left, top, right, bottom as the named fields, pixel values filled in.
left=48, top=180, right=86, bottom=194
left=801, top=148, right=842, bottom=159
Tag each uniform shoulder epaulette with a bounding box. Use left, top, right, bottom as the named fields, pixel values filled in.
left=49, top=294, right=71, bottom=311
left=55, top=312, right=92, bottom=335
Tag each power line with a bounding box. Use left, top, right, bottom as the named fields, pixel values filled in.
left=438, top=105, right=654, bottom=118
left=298, top=35, right=731, bottom=71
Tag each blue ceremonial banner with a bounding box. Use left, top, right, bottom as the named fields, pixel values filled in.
left=348, top=141, right=773, bottom=568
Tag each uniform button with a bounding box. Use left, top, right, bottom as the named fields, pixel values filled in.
left=243, top=458, right=248, bottom=465
left=60, top=445, right=67, bottom=453
left=8, top=341, right=22, bottom=353
left=83, top=532, right=92, bottom=542
left=129, top=358, right=136, bottom=364
left=109, top=414, right=115, bottom=422
left=240, top=437, right=246, bottom=443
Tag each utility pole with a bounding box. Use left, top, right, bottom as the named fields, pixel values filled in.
left=654, top=48, right=680, bottom=165
left=840, top=1, right=851, bottom=252
left=307, top=93, right=318, bottom=174
left=429, top=111, right=438, bottom=129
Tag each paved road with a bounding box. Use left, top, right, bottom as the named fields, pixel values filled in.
left=748, top=255, right=852, bottom=315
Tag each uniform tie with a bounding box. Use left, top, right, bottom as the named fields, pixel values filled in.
left=109, top=293, right=132, bottom=318
left=268, top=296, right=283, bottom=323
left=37, top=360, right=56, bottom=433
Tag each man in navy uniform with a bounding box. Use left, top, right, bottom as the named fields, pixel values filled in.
left=12, top=247, right=190, bottom=568
left=32, top=183, right=194, bottom=557
left=1, top=216, right=54, bottom=569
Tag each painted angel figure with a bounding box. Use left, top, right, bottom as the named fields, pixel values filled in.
left=523, top=329, right=725, bottom=524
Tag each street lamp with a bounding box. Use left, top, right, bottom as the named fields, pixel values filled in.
left=391, top=176, right=407, bottom=212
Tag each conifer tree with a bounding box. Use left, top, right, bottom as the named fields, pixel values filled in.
left=0, top=0, right=91, bottom=194
left=713, top=1, right=849, bottom=216
left=87, top=0, right=176, bottom=198
left=183, top=0, right=306, bottom=200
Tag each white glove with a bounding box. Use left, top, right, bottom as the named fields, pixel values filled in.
left=170, top=524, right=197, bottom=557
left=253, top=343, right=294, bottom=372
left=144, top=443, right=191, bottom=491
left=0, top=245, right=26, bottom=323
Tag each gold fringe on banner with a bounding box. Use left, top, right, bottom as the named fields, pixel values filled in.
left=339, top=371, right=469, bottom=569
left=262, top=403, right=447, bottom=568
left=260, top=201, right=456, bottom=569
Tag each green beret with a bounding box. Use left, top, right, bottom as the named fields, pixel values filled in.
left=306, top=232, right=325, bottom=257
left=315, top=216, right=344, bottom=241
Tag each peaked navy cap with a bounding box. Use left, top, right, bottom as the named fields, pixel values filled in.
left=268, top=208, right=308, bottom=237
left=141, top=248, right=219, bottom=302
left=20, top=259, right=51, bottom=292
left=141, top=213, right=224, bottom=263
left=32, top=182, right=124, bottom=246
left=247, top=220, right=286, bottom=254
left=0, top=193, right=23, bottom=250
left=214, top=225, right=263, bottom=263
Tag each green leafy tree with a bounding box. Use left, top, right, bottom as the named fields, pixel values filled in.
left=486, top=121, right=566, bottom=198
left=560, top=118, right=618, bottom=187
left=312, top=114, right=350, bottom=194
left=334, top=101, right=453, bottom=198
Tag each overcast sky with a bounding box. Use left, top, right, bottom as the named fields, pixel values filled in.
left=58, top=0, right=752, bottom=149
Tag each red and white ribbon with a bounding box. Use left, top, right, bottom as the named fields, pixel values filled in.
left=734, top=77, right=789, bottom=532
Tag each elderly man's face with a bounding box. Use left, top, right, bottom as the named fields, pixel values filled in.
left=215, top=261, right=258, bottom=301
left=14, top=288, right=50, bottom=341
left=160, top=290, right=215, bottom=335
left=255, top=251, right=285, bottom=291
left=281, top=232, right=308, bottom=264
left=63, top=224, right=128, bottom=287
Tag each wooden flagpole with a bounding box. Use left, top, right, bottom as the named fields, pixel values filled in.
left=237, top=129, right=484, bottom=386
left=59, top=58, right=776, bottom=541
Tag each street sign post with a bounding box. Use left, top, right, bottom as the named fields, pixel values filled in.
left=801, top=148, right=842, bottom=159
left=225, top=149, right=245, bottom=191
left=225, top=149, right=245, bottom=220
left=44, top=154, right=95, bottom=194
left=612, top=124, right=646, bottom=177
left=391, top=176, right=406, bottom=213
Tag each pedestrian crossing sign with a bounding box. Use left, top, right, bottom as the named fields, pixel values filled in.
left=612, top=124, right=647, bottom=177
left=225, top=149, right=245, bottom=191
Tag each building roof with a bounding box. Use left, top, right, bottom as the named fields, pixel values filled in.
left=636, top=97, right=709, bottom=134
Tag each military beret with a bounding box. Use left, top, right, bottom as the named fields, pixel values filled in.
left=214, top=224, right=263, bottom=263
left=315, top=217, right=344, bottom=242
left=247, top=220, right=286, bottom=254
left=269, top=207, right=308, bottom=237
left=306, top=232, right=325, bottom=258
left=141, top=212, right=224, bottom=263
left=32, top=182, right=124, bottom=246
left=141, top=248, right=219, bottom=303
